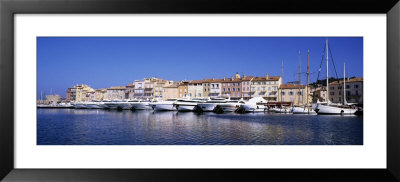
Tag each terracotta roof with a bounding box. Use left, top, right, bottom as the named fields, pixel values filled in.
left=241, top=76, right=255, bottom=81
left=126, top=83, right=135, bottom=87
left=329, top=77, right=363, bottom=85
left=221, top=78, right=242, bottom=83
left=252, top=76, right=281, bottom=81
left=279, top=84, right=306, bottom=89
left=164, top=83, right=179, bottom=88
left=107, top=86, right=126, bottom=90
left=189, top=80, right=203, bottom=84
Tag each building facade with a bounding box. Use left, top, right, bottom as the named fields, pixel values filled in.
left=250, top=74, right=282, bottom=101
left=279, top=84, right=307, bottom=105
left=66, top=84, right=94, bottom=102
left=328, top=77, right=363, bottom=104
left=163, top=83, right=179, bottom=100
left=125, top=83, right=135, bottom=100
left=178, top=81, right=189, bottom=98
left=106, top=86, right=126, bottom=100
left=188, top=80, right=203, bottom=98
left=209, top=79, right=223, bottom=98
left=94, top=89, right=107, bottom=101
left=221, top=77, right=242, bottom=99
left=241, top=75, right=254, bottom=100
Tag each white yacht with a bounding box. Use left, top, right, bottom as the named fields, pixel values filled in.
left=217, top=99, right=245, bottom=112
left=270, top=107, right=292, bottom=113
left=130, top=100, right=151, bottom=110
left=174, top=98, right=205, bottom=112
left=197, top=97, right=228, bottom=112
left=85, top=101, right=103, bottom=109
left=104, top=100, right=124, bottom=110
left=73, top=102, right=88, bottom=109
left=152, top=99, right=178, bottom=111
left=239, top=97, right=268, bottom=112
left=291, top=106, right=316, bottom=114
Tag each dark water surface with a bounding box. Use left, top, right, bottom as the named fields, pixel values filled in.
left=37, top=109, right=363, bottom=145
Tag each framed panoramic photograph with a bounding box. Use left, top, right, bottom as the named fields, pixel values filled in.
left=1, top=0, right=400, bottom=181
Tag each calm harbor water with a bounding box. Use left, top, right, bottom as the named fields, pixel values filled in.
left=37, top=109, right=363, bottom=145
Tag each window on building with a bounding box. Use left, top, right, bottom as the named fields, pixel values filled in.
left=339, top=92, right=341, bottom=95
left=338, top=86, right=342, bottom=89
left=238, top=88, right=240, bottom=91
left=339, top=97, right=341, bottom=102
left=346, top=85, right=350, bottom=89
left=262, top=87, right=266, bottom=91
left=281, top=91, right=285, bottom=95
left=257, top=87, right=260, bottom=91
left=223, top=88, right=225, bottom=92
left=355, top=84, right=359, bottom=88
left=298, top=91, right=302, bottom=95
left=330, top=92, right=334, bottom=95
left=228, top=88, right=231, bottom=92
left=347, top=91, right=351, bottom=96
left=268, top=87, right=271, bottom=91
left=232, top=88, right=235, bottom=91
left=330, top=87, right=334, bottom=90
left=355, top=90, right=359, bottom=95
left=289, top=91, right=293, bottom=95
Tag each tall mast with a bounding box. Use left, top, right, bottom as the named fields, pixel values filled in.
left=343, top=62, right=346, bottom=105
left=307, top=50, right=310, bottom=107
left=281, top=59, right=283, bottom=103
left=326, top=39, right=329, bottom=104
left=298, top=51, right=301, bottom=105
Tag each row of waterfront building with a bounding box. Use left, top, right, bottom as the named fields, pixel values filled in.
left=63, top=73, right=363, bottom=105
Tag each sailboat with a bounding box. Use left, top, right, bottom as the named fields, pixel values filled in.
left=292, top=50, right=316, bottom=114
left=314, top=39, right=357, bottom=115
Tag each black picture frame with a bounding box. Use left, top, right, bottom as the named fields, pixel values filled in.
left=1, top=0, right=399, bottom=181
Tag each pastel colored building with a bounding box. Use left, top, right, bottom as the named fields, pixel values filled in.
left=250, top=74, right=282, bottom=101
left=45, top=94, right=62, bottom=105
left=279, top=84, right=307, bottom=105
left=202, top=79, right=211, bottom=98
left=188, top=80, right=203, bottom=98
left=106, top=86, right=126, bottom=100
left=241, top=75, right=254, bottom=100
left=162, top=83, right=179, bottom=100
left=310, top=85, right=327, bottom=103
left=178, top=81, right=189, bottom=98
left=126, top=83, right=135, bottom=100
left=153, top=80, right=173, bottom=100
left=66, top=84, right=94, bottom=102
left=94, top=89, right=107, bottom=101
left=134, top=79, right=145, bottom=99
left=209, top=78, right=223, bottom=98
left=221, top=75, right=242, bottom=99
left=328, top=77, right=363, bottom=104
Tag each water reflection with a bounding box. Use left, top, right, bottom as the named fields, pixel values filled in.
left=37, top=109, right=363, bottom=145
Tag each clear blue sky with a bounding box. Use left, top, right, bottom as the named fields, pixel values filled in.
left=37, top=37, right=363, bottom=98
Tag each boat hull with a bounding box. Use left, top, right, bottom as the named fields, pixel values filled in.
left=291, top=106, right=316, bottom=114
left=131, top=103, right=151, bottom=110
left=153, top=104, right=177, bottom=111
left=176, top=105, right=196, bottom=111
left=197, top=103, right=217, bottom=112
left=316, top=104, right=357, bottom=115
left=240, top=104, right=267, bottom=112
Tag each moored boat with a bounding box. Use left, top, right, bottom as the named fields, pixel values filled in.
left=239, top=97, right=268, bottom=112
left=152, top=99, right=178, bottom=111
